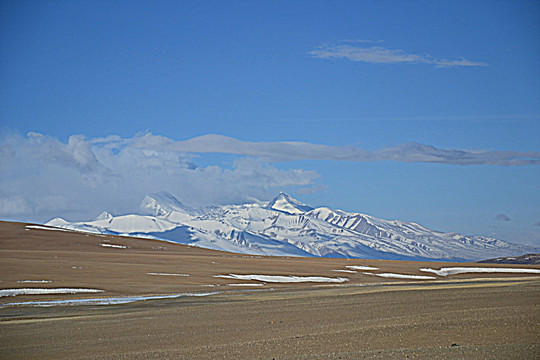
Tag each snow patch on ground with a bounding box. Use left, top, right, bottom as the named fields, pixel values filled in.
left=227, top=283, right=264, bottom=287
left=420, top=267, right=540, bottom=277
left=25, top=225, right=71, bottom=232
left=147, top=273, right=190, bottom=277
left=363, top=272, right=436, bottom=280
left=0, top=288, right=104, bottom=297
left=215, top=274, right=348, bottom=283
left=331, top=270, right=357, bottom=273
left=1, top=292, right=220, bottom=307
left=100, top=243, right=129, bottom=249
left=346, top=265, right=379, bottom=271
left=17, top=280, right=52, bottom=283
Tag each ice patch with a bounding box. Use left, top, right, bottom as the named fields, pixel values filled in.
left=1, top=292, right=220, bottom=307
left=363, top=272, right=436, bottom=280
left=25, top=225, right=71, bottom=232
left=331, top=270, right=357, bottom=273
left=0, top=288, right=104, bottom=297
left=100, top=243, right=129, bottom=249
left=147, top=273, right=190, bottom=277
left=227, top=283, right=264, bottom=287
left=215, top=274, right=348, bottom=283
left=346, top=265, right=379, bottom=271
left=420, top=267, right=540, bottom=277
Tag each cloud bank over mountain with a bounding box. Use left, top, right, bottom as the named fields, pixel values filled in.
left=0, top=133, right=318, bottom=221
left=1, top=132, right=539, bottom=224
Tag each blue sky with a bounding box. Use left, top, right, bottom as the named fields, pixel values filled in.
left=1, top=0, right=539, bottom=245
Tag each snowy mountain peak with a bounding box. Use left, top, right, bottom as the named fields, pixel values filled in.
left=266, top=192, right=314, bottom=215
left=140, top=192, right=192, bottom=218
left=47, top=217, right=69, bottom=227
left=45, top=192, right=539, bottom=261
left=94, top=211, right=113, bottom=221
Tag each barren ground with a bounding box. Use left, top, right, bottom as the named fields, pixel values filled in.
left=1, top=221, right=539, bottom=359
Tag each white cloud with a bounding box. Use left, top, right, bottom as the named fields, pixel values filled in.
left=0, top=133, right=319, bottom=222
left=132, top=133, right=372, bottom=162
left=136, top=134, right=540, bottom=166
left=309, top=43, right=488, bottom=68
left=2, top=132, right=538, bottom=223
left=26, top=132, right=106, bottom=173
left=0, top=192, right=32, bottom=216
left=374, top=142, right=540, bottom=166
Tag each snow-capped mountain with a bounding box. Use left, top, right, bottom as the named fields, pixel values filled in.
left=46, top=192, right=538, bottom=261
left=140, top=191, right=195, bottom=217
left=266, top=192, right=314, bottom=214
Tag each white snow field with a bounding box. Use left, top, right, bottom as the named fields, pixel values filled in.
left=346, top=265, right=380, bottom=271
left=363, top=272, right=436, bottom=280
left=100, top=243, right=129, bottom=249
left=17, top=280, right=52, bottom=283
left=0, top=288, right=104, bottom=297
left=215, top=274, right=349, bottom=283
left=420, top=267, right=540, bottom=277
left=46, top=192, right=540, bottom=261
left=25, top=225, right=71, bottom=232
left=0, top=292, right=220, bottom=307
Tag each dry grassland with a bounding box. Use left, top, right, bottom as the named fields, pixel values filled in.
left=1, top=221, right=539, bottom=359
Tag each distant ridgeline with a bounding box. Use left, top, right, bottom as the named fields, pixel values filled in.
left=47, top=192, right=540, bottom=261
left=478, top=253, right=540, bottom=265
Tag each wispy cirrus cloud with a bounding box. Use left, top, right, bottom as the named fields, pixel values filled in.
left=309, top=42, right=488, bottom=68
left=134, top=133, right=540, bottom=166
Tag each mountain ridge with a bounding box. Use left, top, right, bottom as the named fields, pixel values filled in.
left=46, top=192, right=539, bottom=261
left=266, top=192, right=314, bottom=215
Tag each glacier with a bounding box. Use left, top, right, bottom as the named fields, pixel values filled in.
left=46, top=192, right=538, bottom=261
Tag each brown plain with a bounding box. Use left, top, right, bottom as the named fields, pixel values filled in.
left=1, top=221, right=539, bottom=359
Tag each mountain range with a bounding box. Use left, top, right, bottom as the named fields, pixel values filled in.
left=46, top=192, right=538, bottom=261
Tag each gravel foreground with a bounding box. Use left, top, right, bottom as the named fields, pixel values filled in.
left=1, top=282, right=538, bottom=360
left=1, top=221, right=539, bottom=359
